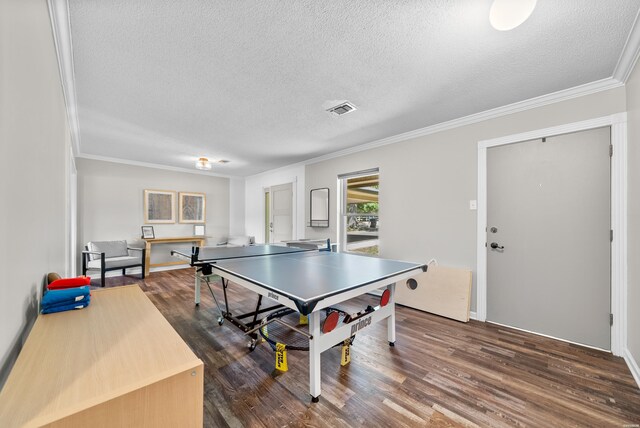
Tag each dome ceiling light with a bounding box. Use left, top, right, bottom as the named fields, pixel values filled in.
left=490, top=0, right=537, bottom=31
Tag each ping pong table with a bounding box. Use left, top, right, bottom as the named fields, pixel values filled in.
left=171, top=244, right=426, bottom=402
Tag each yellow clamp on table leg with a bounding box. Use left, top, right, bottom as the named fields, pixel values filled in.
left=261, top=324, right=268, bottom=342
left=299, top=314, right=308, bottom=325
left=341, top=339, right=351, bottom=366
left=275, top=342, right=288, bottom=372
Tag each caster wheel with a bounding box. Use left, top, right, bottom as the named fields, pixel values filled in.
left=389, top=341, right=395, bottom=347
left=311, top=396, right=320, bottom=403
left=248, top=339, right=257, bottom=351
left=217, top=317, right=224, bottom=326
left=195, top=303, right=200, bottom=307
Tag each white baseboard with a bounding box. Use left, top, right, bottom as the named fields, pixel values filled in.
left=624, top=348, right=640, bottom=389
left=470, top=311, right=477, bottom=320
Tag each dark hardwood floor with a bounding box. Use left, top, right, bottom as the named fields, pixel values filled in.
left=96, top=270, right=640, bottom=427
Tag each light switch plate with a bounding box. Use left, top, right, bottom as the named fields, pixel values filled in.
left=469, top=200, right=477, bottom=210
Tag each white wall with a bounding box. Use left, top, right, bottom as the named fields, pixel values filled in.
left=229, top=177, right=246, bottom=236
left=305, top=87, right=627, bottom=313
left=0, top=0, right=70, bottom=386
left=625, top=60, right=640, bottom=381
left=245, top=164, right=305, bottom=244
left=76, top=158, right=230, bottom=269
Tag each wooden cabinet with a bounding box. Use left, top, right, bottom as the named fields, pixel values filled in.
left=0, top=286, right=203, bottom=427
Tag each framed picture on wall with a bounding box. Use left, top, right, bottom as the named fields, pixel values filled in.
left=141, top=225, right=155, bottom=239
left=144, top=189, right=175, bottom=223
left=179, top=192, right=206, bottom=223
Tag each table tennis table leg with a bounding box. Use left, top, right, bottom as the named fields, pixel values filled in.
left=309, top=311, right=321, bottom=402
left=387, top=282, right=396, bottom=346
left=194, top=269, right=201, bottom=306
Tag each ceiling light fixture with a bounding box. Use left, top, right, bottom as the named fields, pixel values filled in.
left=195, top=157, right=212, bottom=170
left=489, top=0, right=537, bottom=31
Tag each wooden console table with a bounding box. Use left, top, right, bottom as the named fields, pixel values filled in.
left=144, top=236, right=205, bottom=276
left=0, top=285, right=203, bottom=427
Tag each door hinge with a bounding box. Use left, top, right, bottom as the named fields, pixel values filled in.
left=609, top=145, right=613, bottom=157
left=610, top=229, right=613, bottom=242
left=610, top=313, right=613, bottom=326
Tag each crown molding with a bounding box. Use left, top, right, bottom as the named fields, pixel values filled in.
left=303, top=77, right=623, bottom=167
left=47, top=0, right=80, bottom=157
left=613, top=8, right=640, bottom=83
left=75, top=154, right=240, bottom=179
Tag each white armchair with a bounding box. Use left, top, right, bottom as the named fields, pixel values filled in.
left=82, top=240, right=146, bottom=286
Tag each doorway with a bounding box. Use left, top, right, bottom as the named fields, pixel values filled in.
left=264, top=183, right=293, bottom=244
left=487, top=127, right=610, bottom=349
left=476, top=113, right=627, bottom=356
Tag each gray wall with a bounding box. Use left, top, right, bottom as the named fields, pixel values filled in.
left=626, top=61, right=640, bottom=370
left=0, top=0, right=70, bottom=386
left=306, top=87, right=626, bottom=313
left=76, top=158, right=230, bottom=269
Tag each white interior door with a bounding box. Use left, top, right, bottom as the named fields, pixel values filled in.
left=268, top=183, right=293, bottom=243
left=486, top=127, right=611, bottom=350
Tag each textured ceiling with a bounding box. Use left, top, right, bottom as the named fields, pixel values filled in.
left=68, top=0, right=639, bottom=176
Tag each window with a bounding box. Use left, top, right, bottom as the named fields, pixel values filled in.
left=339, top=170, right=379, bottom=255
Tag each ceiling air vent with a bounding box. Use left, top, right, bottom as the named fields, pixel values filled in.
left=326, top=101, right=357, bottom=116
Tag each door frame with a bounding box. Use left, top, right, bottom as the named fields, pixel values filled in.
left=262, top=180, right=297, bottom=244
left=264, top=188, right=270, bottom=243
left=337, top=168, right=380, bottom=254
left=476, top=113, right=627, bottom=356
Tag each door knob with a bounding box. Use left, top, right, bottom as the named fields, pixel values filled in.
left=490, top=242, right=504, bottom=250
